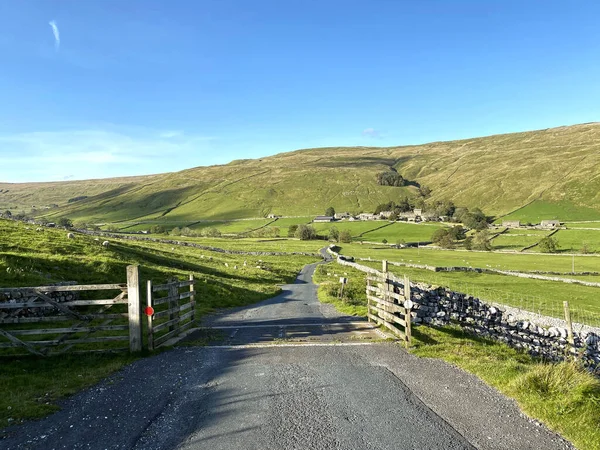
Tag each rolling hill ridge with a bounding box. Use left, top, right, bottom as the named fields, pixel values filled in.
left=2, top=122, right=600, bottom=224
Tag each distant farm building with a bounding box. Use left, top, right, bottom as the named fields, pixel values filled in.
left=267, top=214, right=281, bottom=219
left=540, top=220, right=561, bottom=228
left=358, top=213, right=377, bottom=221
left=334, top=212, right=352, bottom=220
left=313, top=216, right=335, bottom=223
left=379, top=211, right=394, bottom=219
left=502, top=220, right=521, bottom=228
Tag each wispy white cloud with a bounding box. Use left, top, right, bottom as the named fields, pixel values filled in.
left=49, top=20, right=60, bottom=50
left=0, top=129, right=218, bottom=182
left=362, top=128, right=382, bottom=139
left=159, top=130, right=184, bottom=139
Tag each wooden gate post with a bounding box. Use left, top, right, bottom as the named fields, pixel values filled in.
left=189, top=274, right=196, bottom=325
left=404, top=275, right=412, bottom=347
left=169, top=282, right=178, bottom=333
left=147, top=280, right=154, bottom=351
left=127, top=265, right=142, bottom=352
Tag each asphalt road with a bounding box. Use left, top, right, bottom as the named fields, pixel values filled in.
left=1, top=253, right=573, bottom=450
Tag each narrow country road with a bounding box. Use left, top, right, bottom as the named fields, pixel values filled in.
left=1, top=253, right=572, bottom=450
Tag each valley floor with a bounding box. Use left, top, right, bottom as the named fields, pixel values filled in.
left=1, top=260, right=572, bottom=450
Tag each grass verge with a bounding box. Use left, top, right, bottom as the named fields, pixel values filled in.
left=0, top=219, right=319, bottom=427
left=0, top=353, right=138, bottom=428
left=312, top=263, right=367, bottom=316
left=411, top=325, right=600, bottom=450
left=313, top=261, right=600, bottom=450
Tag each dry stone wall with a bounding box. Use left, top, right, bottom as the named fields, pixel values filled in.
left=0, top=282, right=79, bottom=319
left=332, top=250, right=600, bottom=370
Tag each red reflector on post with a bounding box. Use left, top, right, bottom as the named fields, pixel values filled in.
left=144, top=306, right=155, bottom=316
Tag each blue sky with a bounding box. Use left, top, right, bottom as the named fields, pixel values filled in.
left=1, top=0, right=599, bottom=182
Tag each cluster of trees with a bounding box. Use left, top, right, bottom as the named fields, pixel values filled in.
left=327, top=226, right=352, bottom=243
left=431, top=226, right=466, bottom=248
left=431, top=226, right=492, bottom=251
left=170, top=226, right=221, bottom=237
left=73, top=222, right=100, bottom=231
left=288, top=224, right=317, bottom=240
left=286, top=224, right=352, bottom=242
left=463, top=230, right=492, bottom=251
left=538, top=236, right=559, bottom=253
left=242, top=226, right=281, bottom=238
left=453, top=207, right=488, bottom=230
left=373, top=198, right=418, bottom=215
left=376, top=171, right=408, bottom=187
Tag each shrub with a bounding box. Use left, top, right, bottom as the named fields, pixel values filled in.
left=295, top=224, right=317, bottom=240
left=150, top=225, right=166, bottom=234
left=538, top=236, right=559, bottom=253
left=204, top=227, right=221, bottom=238
left=339, top=230, right=352, bottom=243
left=328, top=226, right=339, bottom=242
left=376, top=171, right=406, bottom=187
left=58, top=217, right=73, bottom=228
left=472, top=230, right=492, bottom=251
left=287, top=224, right=298, bottom=237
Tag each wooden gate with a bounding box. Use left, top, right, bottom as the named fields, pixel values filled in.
left=0, top=265, right=142, bottom=356
left=146, top=275, right=196, bottom=350
left=366, top=261, right=412, bottom=346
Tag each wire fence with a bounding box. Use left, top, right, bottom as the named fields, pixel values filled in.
left=388, top=269, right=600, bottom=333
left=337, top=253, right=600, bottom=332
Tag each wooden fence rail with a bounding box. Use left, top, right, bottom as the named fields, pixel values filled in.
left=366, top=260, right=412, bottom=346
left=0, top=265, right=142, bottom=356
left=146, top=275, right=196, bottom=351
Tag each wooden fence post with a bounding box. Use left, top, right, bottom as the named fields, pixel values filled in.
left=366, top=278, right=371, bottom=322
left=189, top=274, right=195, bottom=325
left=169, top=282, right=178, bottom=333
left=147, top=280, right=154, bottom=351
left=127, top=265, right=142, bottom=352
left=404, top=275, right=412, bottom=347
left=563, top=301, right=574, bottom=356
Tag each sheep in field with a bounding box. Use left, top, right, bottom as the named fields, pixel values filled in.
left=67, top=233, right=75, bottom=239
left=102, top=241, right=110, bottom=247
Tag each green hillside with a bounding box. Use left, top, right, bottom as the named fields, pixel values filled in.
left=2, top=122, right=600, bottom=224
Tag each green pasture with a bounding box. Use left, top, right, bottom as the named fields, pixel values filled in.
left=311, top=220, right=389, bottom=237
left=549, top=229, right=600, bottom=253
left=271, top=217, right=312, bottom=228
left=491, top=229, right=551, bottom=251
left=0, top=218, right=319, bottom=423
left=565, top=222, right=600, bottom=229
left=360, top=221, right=444, bottom=242
left=337, top=243, right=600, bottom=273
left=498, top=200, right=600, bottom=224
left=355, top=260, right=600, bottom=323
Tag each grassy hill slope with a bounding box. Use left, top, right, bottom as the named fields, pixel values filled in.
left=2, top=123, right=600, bottom=223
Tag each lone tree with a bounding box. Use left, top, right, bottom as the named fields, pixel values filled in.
left=432, top=228, right=455, bottom=249
left=325, top=206, right=335, bottom=217
left=328, top=226, right=339, bottom=242
left=58, top=217, right=73, bottom=228
left=295, top=224, right=317, bottom=240
left=538, top=236, right=559, bottom=253
left=339, top=230, right=352, bottom=243
left=287, top=224, right=298, bottom=237
left=472, top=230, right=492, bottom=251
